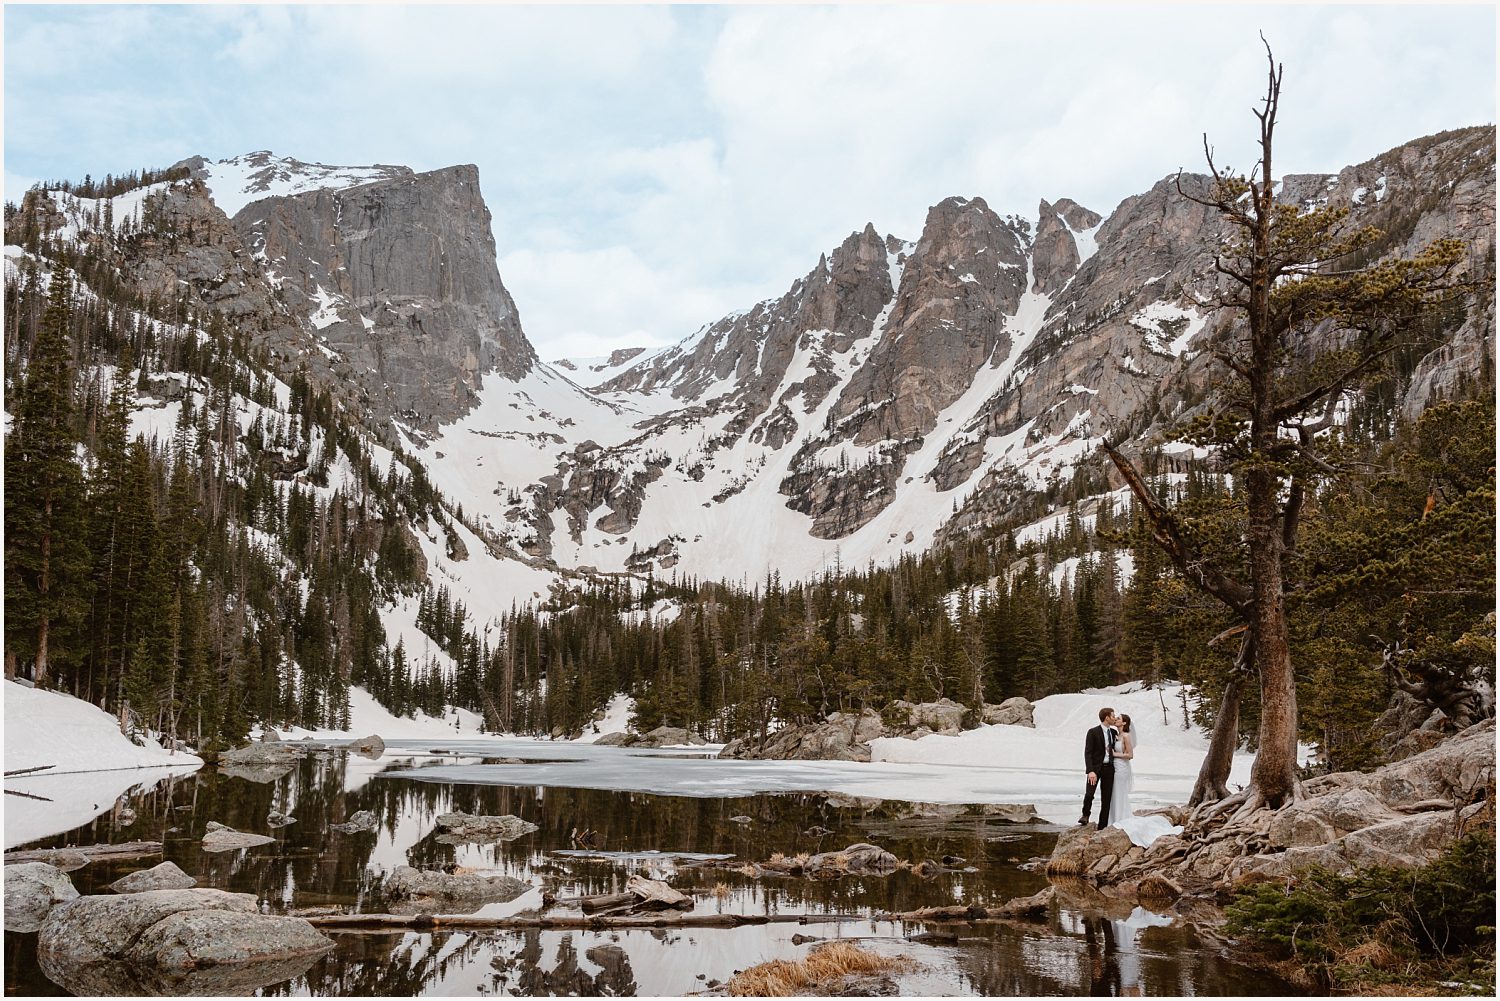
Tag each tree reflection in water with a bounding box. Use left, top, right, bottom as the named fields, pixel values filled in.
left=5, top=751, right=1298, bottom=997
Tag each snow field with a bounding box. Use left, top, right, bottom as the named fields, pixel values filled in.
left=3, top=681, right=203, bottom=776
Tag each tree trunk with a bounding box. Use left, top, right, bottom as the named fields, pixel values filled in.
left=1189, top=673, right=1241, bottom=805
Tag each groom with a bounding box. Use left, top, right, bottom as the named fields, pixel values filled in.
left=1080, top=707, right=1121, bottom=830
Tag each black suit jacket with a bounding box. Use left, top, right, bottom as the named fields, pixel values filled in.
left=1084, top=724, right=1116, bottom=774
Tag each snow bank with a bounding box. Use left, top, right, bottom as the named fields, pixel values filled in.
left=571, top=692, right=635, bottom=743
left=3, top=681, right=203, bottom=775
left=870, top=682, right=1255, bottom=819
left=268, top=686, right=486, bottom=742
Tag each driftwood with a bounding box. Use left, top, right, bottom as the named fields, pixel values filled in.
left=5, top=788, right=53, bottom=801
left=5, top=840, right=163, bottom=865
left=875, top=888, right=1053, bottom=924
left=5, top=764, right=56, bottom=777
left=308, top=911, right=862, bottom=931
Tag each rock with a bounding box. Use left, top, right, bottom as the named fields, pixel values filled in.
left=381, top=865, right=532, bottom=913
left=260, top=728, right=280, bottom=743
left=982, top=696, right=1036, bottom=728
left=891, top=698, right=968, bottom=736
left=590, top=726, right=707, bottom=749
left=1267, top=806, right=1339, bottom=849
left=30, top=850, right=91, bottom=873
left=116, top=806, right=138, bottom=827
left=1046, top=825, right=1134, bottom=877
left=1087, top=853, right=1119, bottom=876
left=805, top=843, right=900, bottom=878
left=1250, top=811, right=1459, bottom=881
left=979, top=803, right=1045, bottom=824
left=432, top=812, right=538, bottom=844
left=205, top=821, right=232, bottom=833
left=220, top=742, right=305, bottom=766
left=719, top=709, right=885, bottom=762
left=36, top=888, right=332, bottom=995
left=636, top=726, right=706, bottom=747
left=728, top=815, right=752, bottom=824
left=5, top=862, right=79, bottom=932
left=330, top=810, right=378, bottom=834
left=266, top=811, right=297, bottom=828
left=202, top=825, right=276, bottom=852
left=349, top=734, right=385, bottom=758
left=111, top=862, right=197, bottom=894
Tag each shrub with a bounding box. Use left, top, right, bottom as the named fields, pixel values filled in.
left=1225, top=831, right=1496, bottom=992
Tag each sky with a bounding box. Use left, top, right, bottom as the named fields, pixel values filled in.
left=4, top=4, right=1495, bottom=361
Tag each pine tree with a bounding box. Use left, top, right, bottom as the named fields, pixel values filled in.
left=4, top=268, right=91, bottom=686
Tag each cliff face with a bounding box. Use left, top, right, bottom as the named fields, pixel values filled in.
left=187, top=153, right=534, bottom=428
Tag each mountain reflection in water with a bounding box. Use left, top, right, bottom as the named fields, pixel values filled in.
left=4, top=746, right=1297, bottom=997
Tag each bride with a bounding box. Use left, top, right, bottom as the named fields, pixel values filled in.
left=1109, top=713, right=1182, bottom=848
left=1107, top=713, right=1137, bottom=826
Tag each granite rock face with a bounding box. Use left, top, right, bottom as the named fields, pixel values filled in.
left=5, top=862, right=79, bottom=932
left=214, top=158, right=532, bottom=427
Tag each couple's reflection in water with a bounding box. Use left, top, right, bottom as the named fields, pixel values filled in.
left=1079, top=905, right=1174, bottom=996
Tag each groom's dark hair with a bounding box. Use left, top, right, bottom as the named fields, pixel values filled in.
left=1097, top=707, right=1115, bottom=722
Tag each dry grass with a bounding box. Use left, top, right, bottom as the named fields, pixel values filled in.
left=711, top=882, right=733, bottom=899
left=723, top=940, right=917, bottom=997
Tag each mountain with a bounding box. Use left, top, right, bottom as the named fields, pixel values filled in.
left=412, top=126, right=1493, bottom=587
left=4, top=127, right=1492, bottom=745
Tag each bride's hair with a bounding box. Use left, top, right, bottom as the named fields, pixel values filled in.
left=1120, top=713, right=1132, bottom=733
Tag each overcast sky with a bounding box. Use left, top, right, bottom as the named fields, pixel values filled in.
left=5, top=4, right=1494, bottom=359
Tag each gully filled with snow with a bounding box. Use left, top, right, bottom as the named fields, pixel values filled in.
left=4, top=724, right=1294, bottom=997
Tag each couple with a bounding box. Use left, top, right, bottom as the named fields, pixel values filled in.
left=1080, top=706, right=1136, bottom=830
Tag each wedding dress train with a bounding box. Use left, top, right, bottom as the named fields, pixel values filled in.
left=1108, top=730, right=1184, bottom=848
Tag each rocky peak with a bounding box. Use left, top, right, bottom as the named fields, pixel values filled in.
left=830, top=195, right=1030, bottom=445
left=213, top=158, right=534, bottom=427
left=1032, top=197, right=1103, bottom=295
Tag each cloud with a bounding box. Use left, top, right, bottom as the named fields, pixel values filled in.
left=4, top=5, right=1493, bottom=360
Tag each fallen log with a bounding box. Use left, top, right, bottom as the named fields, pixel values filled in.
left=875, top=887, right=1053, bottom=923
left=4, top=764, right=56, bottom=777
left=5, top=788, right=53, bottom=802
left=307, top=911, right=864, bottom=931
left=5, top=840, right=163, bottom=865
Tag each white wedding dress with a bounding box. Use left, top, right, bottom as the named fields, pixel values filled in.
left=1109, top=729, right=1184, bottom=848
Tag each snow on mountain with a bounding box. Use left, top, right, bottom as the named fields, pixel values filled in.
left=195, top=151, right=410, bottom=219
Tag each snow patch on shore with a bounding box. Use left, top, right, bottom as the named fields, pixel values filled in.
left=3, top=681, right=203, bottom=775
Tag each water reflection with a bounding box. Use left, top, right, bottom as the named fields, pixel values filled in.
left=5, top=750, right=1297, bottom=997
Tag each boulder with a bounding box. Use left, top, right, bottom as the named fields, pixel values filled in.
left=220, top=742, right=305, bottom=766
left=260, top=728, right=280, bottom=743
left=634, top=726, right=706, bottom=748
left=805, top=843, right=900, bottom=878
left=433, top=812, right=539, bottom=844
left=1267, top=807, right=1338, bottom=850
left=222, top=761, right=296, bottom=784
left=266, top=811, right=297, bottom=829
left=349, top=734, right=385, bottom=758
left=1251, top=811, right=1459, bottom=881
left=111, top=861, right=197, bottom=894
left=36, top=888, right=332, bottom=995
left=5, top=862, right=79, bottom=932
left=1372, top=718, right=1494, bottom=809
left=381, top=865, right=532, bottom=914
left=202, top=825, right=276, bottom=852
left=982, top=696, right=1036, bottom=728
left=719, top=709, right=885, bottom=762
left=892, top=698, right=968, bottom=736
left=1046, top=824, right=1135, bottom=877
left=330, top=810, right=378, bottom=834
left=593, top=731, right=631, bottom=747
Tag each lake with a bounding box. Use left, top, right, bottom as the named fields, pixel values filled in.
left=4, top=741, right=1296, bottom=996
